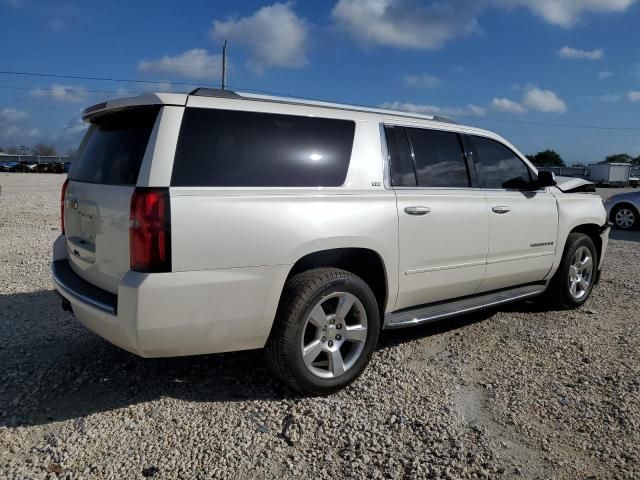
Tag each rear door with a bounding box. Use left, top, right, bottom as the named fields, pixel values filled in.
left=466, top=134, right=558, bottom=292
left=64, top=106, right=160, bottom=293
left=386, top=125, right=489, bottom=310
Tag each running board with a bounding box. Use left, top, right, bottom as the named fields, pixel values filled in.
left=383, top=283, right=546, bottom=330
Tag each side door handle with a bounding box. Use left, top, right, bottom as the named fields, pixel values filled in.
left=492, top=206, right=511, bottom=214
left=404, top=206, right=431, bottom=216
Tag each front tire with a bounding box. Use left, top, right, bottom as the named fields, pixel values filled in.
left=265, top=268, right=380, bottom=395
left=545, top=233, right=597, bottom=309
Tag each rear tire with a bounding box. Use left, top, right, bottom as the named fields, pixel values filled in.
left=544, top=233, right=597, bottom=309
left=265, top=268, right=380, bottom=395
left=611, top=203, right=638, bottom=230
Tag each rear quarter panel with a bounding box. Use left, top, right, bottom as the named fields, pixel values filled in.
left=167, top=118, right=399, bottom=336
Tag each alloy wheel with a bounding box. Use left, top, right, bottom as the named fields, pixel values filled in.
left=300, top=292, right=368, bottom=379
left=568, top=246, right=594, bottom=300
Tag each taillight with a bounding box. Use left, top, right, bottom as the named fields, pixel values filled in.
left=60, top=178, right=69, bottom=234
left=129, top=188, right=171, bottom=273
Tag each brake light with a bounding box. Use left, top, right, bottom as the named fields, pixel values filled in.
left=60, top=178, right=69, bottom=234
left=129, top=188, right=171, bottom=273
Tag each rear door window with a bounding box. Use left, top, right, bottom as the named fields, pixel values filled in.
left=171, top=108, right=355, bottom=187
left=406, top=128, right=470, bottom=188
left=69, top=107, right=160, bottom=185
left=384, top=126, right=416, bottom=187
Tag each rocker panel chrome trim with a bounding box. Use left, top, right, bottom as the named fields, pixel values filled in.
left=383, top=283, right=546, bottom=329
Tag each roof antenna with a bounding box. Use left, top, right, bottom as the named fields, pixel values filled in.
left=221, top=40, right=227, bottom=90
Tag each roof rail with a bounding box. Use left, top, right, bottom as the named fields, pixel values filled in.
left=189, top=88, right=241, bottom=98
left=432, top=116, right=457, bottom=124
left=188, top=88, right=458, bottom=125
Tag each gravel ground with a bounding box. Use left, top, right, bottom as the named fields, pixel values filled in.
left=1, top=173, right=638, bottom=480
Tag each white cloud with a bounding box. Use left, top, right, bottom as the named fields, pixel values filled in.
left=138, top=49, right=222, bottom=80
left=0, top=108, right=29, bottom=122
left=2, top=0, right=26, bottom=7
left=332, top=0, right=635, bottom=50
left=29, top=84, right=88, bottom=103
left=597, top=71, right=614, bottom=79
left=52, top=116, right=88, bottom=150
left=332, top=0, right=480, bottom=50
left=491, top=97, right=527, bottom=114
left=557, top=46, right=603, bottom=60
left=492, top=86, right=567, bottom=114
left=523, top=87, right=567, bottom=113
left=628, top=91, right=640, bottom=102
left=403, top=73, right=441, bottom=88
left=594, top=93, right=622, bottom=102
left=0, top=107, right=38, bottom=142
left=211, top=2, right=308, bottom=73
left=505, top=0, right=635, bottom=27
left=381, top=101, right=486, bottom=117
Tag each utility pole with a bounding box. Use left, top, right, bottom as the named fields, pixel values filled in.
left=221, top=40, right=227, bottom=90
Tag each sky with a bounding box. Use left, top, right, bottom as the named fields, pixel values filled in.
left=1, top=0, right=639, bottom=164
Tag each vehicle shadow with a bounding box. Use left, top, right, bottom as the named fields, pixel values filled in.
left=609, top=228, right=640, bottom=243
left=0, top=290, right=505, bottom=428
left=0, top=290, right=291, bottom=428
left=377, top=309, right=496, bottom=350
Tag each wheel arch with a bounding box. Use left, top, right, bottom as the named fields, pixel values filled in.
left=569, top=223, right=603, bottom=264
left=284, top=247, right=390, bottom=318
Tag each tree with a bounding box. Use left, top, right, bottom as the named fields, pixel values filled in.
left=602, top=153, right=633, bottom=164
left=5, top=146, right=19, bottom=155
left=528, top=149, right=565, bottom=167
left=31, top=143, right=58, bottom=156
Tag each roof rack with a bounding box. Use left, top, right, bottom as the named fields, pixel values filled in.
left=188, top=88, right=457, bottom=125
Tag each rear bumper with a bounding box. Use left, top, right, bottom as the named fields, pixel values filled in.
left=52, top=235, right=289, bottom=358
left=52, top=260, right=117, bottom=315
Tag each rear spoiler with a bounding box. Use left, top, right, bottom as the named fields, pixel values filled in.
left=82, top=93, right=188, bottom=121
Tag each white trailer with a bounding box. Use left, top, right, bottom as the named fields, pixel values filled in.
left=588, top=163, right=631, bottom=187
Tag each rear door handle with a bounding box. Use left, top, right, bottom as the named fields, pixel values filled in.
left=492, top=206, right=511, bottom=214
left=404, top=206, right=431, bottom=216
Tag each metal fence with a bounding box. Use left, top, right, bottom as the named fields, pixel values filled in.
left=0, top=154, right=70, bottom=164
left=538, top=166, right=591, bottom=178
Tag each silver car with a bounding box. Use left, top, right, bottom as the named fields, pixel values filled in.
left=604, top=191, right=640, bottom=229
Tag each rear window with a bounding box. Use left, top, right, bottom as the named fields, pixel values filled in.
left=171, top=108, right=355, bottom=187
left=69, top=107, right=160, bottom=185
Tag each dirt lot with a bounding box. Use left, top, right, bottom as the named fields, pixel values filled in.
left=1, top=173, right=639, bottom=480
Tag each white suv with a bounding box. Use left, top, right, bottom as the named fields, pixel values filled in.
left=52, top=89, right=610, bottom=394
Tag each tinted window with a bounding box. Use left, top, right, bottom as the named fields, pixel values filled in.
left=70, top=107, right=159, bottom=185
left=469, top=136, right=531, bottom=189
left=407, top=128, right=469, bottom=188
left=384, top=126, right=416, bottom=187
left=171, top=108, right=355, bottom=187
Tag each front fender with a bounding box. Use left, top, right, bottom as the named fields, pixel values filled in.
left=546, top=195, right=607, bottom=279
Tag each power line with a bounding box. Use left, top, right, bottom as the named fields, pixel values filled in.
left=447, top=113, right=640, bottom=132
left=0, top=85, right=150, bottom=94
left=0, top=70, right=207, bottom=87
left=1, top=69, right=639, bottom=133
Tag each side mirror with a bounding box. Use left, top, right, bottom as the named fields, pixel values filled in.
left=536, top=170, right=557, bottom=188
